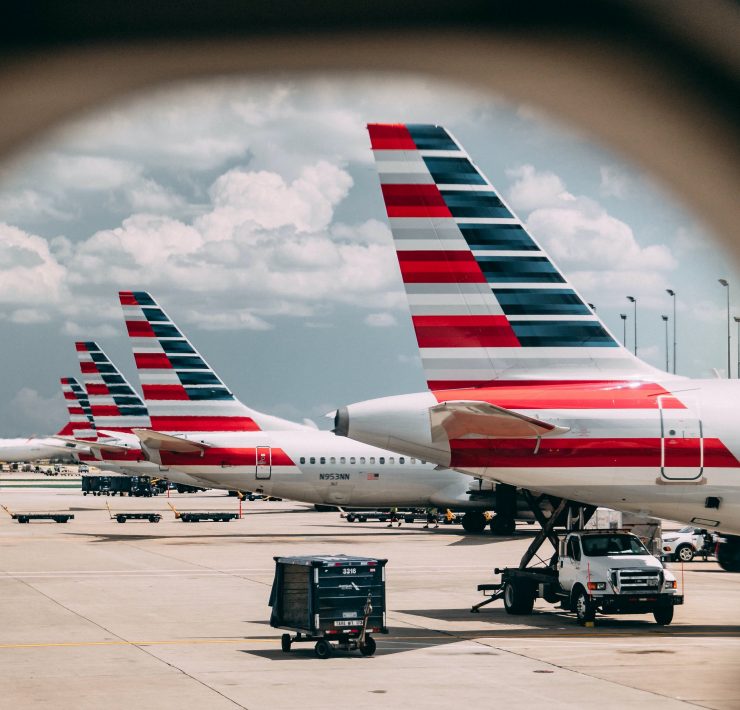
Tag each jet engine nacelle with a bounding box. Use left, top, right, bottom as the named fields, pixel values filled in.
left=334, top=391, right=450, bottom=467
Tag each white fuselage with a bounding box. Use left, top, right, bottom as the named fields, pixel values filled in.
left=338, top=379, right=740, bottom=534
left=0, top=437, right=77, bottom=463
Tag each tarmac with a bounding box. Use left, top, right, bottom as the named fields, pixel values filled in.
left=0, top=487, right=738, bottom=709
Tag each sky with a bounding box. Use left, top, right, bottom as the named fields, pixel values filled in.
left=0, top=74, right=738, bottom=436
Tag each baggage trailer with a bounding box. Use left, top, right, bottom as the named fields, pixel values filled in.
left=167, top=502, right=239, bottom=523
left=106, top=502, right=161, bottom=523
left=2, top=505, right=73, bottom=524
left=269, top=554, right=388, bottom=658
left=471, top=492, right=683, bottom=626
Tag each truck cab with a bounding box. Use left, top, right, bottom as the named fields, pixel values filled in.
left=557, top=530, right=681, bottom=624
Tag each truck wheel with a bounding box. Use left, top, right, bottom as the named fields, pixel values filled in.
left=314, top=639, right=332, bottom=659
left=503, top=580, right=535, bottom=615
left=490, top=515, right=516, bottom=536
left=346, top=514, right=355, bottom=523
left=281, top=634, right=292, bottom=652
left=461, top=511, right=487, bottom=534
left=573, top=588, right=596, bottom=625
left=718, top=537, right=740, bottom=572
left=675, top=544, right=694, bottom=563
left=18, top=516, right=28, bottom=524
left=359, top=636, right=377, bottom=656
left=653, top=605, right=674, bottom=625
left=149, top=515, right=159, bottom=523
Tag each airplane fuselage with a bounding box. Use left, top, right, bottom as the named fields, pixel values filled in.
left=338, top=378, right=740, bottom=534
left=0, top=437, right=78, bottom=463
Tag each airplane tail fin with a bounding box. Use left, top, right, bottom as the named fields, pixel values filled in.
left=57, top=376, right=97, bottom=440
left=119, top=291, right=305, bottom=432
left=75, top=341, right=151, bottom=433
left=368, top=123, right=669, bottom=388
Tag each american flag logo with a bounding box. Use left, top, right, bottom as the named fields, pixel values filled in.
left=367, top=473, right=379, bottom=480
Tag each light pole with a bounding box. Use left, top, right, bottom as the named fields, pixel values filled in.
left=661, top=315, right=669, bottom=372
left=719, top=279, right=731, bottom=378
left=620, top=313, right=627, bottom=348
left=626, top=296, right=637, bottom=356
left=734, top=316, right=740, bottom=382
left=666, top=288, right=677, bottom=374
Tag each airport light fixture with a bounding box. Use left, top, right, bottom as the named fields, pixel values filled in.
left=666, top=288, right=677, bottom=374
left=719, top=279, right=731, bottom=378
left=626, top=296, right=637, bottom=356
left=735, top=316, right=740, bottom=383
left=620, top=313, right=627, bottom=347
left=661, top=315, right=669, bottom=372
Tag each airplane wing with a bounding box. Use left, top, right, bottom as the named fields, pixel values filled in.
left=131, top=429, right=210, bottom=454
left=429, top=401, right=569, bottom=442
left=53, top=436, right=130, bottom=453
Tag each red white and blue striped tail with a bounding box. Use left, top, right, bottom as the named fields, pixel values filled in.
left=368, top=123, right=668, bottom=388
left=58, top=376, right=97, bottom=440
left=119, top=291, right=306, bottom=433
left=75, top=342, right=151, bottom=433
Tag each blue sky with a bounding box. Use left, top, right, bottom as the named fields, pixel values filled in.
left=0, top=75, right=737, bottom=435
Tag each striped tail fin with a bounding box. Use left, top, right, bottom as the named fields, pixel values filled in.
left=75, top=342, right=151, bottom=433
left=58, top=376, right=97, bottom=440
left=368, top=123, right=667, bottom=388
left=119, top=291, right=306, bottom=433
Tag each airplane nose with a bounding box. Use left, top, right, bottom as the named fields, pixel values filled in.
left=333, top=407, right=349, bottom=437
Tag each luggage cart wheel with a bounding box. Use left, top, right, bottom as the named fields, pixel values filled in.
left=314, top=639, right=332, bottom=659
left=117, top=516, right=126, bottom=523
left=281, top=634, right=292, bottom=653
left=359, top=636, right=376, bottom=657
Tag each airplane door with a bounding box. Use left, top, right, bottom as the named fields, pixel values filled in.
left=658, top=395, right=703, bottom=481
left=255, top=446, right=271, bottom=480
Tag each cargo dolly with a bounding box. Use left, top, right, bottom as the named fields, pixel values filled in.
left=2, top=504, right=73, bottom=524
left=269, top=554, right=388, bottom=658
left=106, top=502, right=161, bottom=523
left=167, top=502, right=239, bottom=523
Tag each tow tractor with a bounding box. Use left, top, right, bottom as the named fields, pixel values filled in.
left=472, top=492, right=682, bottom=626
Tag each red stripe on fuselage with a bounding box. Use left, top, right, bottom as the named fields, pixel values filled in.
left=449, top=437, right=738, bottom=468
left=381, top=184, right=452, bottom=218
left=432, top=382, right=685, bottom=409
left=367, top=124, right=416, bottom=150
left=397, top=250, right=486, bottom=283
left=159, top=447, right=293, bottom=467
left=413, top=315, right=520, bottom=348
left=148, top=416, right=260, bottom=432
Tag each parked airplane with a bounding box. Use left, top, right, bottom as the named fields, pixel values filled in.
left=118, top=290, right=525, bottom=531
left=334, top=122, right=740, bottom=570
left=0, top=379, right=89, bottom=462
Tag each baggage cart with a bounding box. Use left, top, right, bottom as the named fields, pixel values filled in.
left=167, top=502, right=238, bottom=522
left=106, top=502, right=161, bottom=523
left=2, top=505, right=73, bottom=524
left=269, top=554, right=387, bottom=658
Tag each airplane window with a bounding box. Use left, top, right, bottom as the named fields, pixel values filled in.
left=330, top=457, right=336, bottom=464
left=389, top=457, right=395, bottom=464
left=369, top=457, right=375, bottom=464
left=379, top=457, right=385, bottom=464
left=350, top=457, right=356, bottom=464
left=399, top=457, right=405, bottom=464
left=410, top=458, right=416, bottom=464
left=340, top=457, right=346, bottom=464
left=320, top=457, right=326, bottom=464
left=360, top=457, right=366, bottom=464
left=310, top=457, right=315, bottom=464
left=300, top=457, right=305, bottom=464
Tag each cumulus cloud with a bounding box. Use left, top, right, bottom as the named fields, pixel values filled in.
left=599, top=165, right=631, bottom=199
left=9, top=387, right=66, bottom=434
left=364, top=312, right=397, bottom=327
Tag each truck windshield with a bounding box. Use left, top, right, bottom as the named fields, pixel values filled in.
left=580, top=534, right=648, bottom=557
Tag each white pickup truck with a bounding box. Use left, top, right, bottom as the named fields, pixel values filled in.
left=489, top=529, right=683, bottom=625
left=661, top=526, right=716, bottom=562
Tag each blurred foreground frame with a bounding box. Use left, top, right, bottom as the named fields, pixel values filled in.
left=0, top=0, right=738, bottom=258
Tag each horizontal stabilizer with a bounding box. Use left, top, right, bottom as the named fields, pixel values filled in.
left=429, top=400, right=569, bottom=442
left=52, top=436, right=132, bottom=453
left=132, top=429, right=209, bottom=454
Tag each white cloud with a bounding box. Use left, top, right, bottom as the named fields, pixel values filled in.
left=44, top=154, right=142, bottom=192
left=184, top=309, right=273, bottom=331
left=9, top=387, right=66, bottom=434
left=365, top=312, right=397, bottom=327
left=506, top=164, right=574, bottom=212
left=61, top=321, right=119, bottom=338
left=9, top=309, right=51, bottom=324
left=599, top=165, right=631, bottom=199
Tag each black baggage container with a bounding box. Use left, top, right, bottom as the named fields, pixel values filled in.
left=269, top=554, right=387, bottom=658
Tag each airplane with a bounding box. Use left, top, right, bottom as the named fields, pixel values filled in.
left=0, top=378, right=90, bottom=462
left=333, top=122, right=740, bottom=571
left=117, top=290, right=531, bottom=532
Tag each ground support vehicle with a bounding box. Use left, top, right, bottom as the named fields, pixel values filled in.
left=471, top=492, right=682, bottom=626
left=105, top=502, right=161, bottom=523
left=661, top=526, right=717, bottom=562
left=269, top=554, right=387, bottom=658
left=2, top=505, right=73, bottom=524
left=167, top=502, right=238, bottom=523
